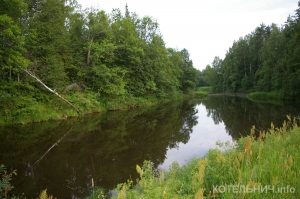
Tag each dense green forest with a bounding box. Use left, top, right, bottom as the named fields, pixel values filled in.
left=0, top=0, right=199, bottom=124
left=201, top=1, right=300, bottom=99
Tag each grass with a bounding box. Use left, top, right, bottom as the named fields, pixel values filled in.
left=0, top=86, right=214, bottom=126
left=197, top=86, right=212, bottom=94
left=0, top=91, right=186, bottom=125
left=91, top=116, right=300, bottom=199
left=247, top=91, right=285, bottom=101
left=190, top=87, right=212, bottom=98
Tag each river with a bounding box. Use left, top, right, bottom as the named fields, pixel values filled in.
left=0, top=95, right=299, bottom=198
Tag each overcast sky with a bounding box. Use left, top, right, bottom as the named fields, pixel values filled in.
left=77, top=0, right=298, bottom=70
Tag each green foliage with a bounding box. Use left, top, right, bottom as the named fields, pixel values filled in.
left=0, top=1, right=202, bottom=125
left=0, top=165, right=17, bottom=199
left=167, top=48, right=198, bottom=93
left=109, top=159, right=207, bottom=199
left=247, top=91, right=285, bottom=101
left=0, top=90, right=104, bottom=125
left=197, top=86, right=212, bottom=94
left=204, top=64, right=219, bottom=92
left=201, top=117, right=300, bottom=198
left=0, top=13, right=29, bottom=85
left=103, top=117, right=300, bottom=198
left=87, top=187, right=106, bottom=199
left=191, top=87, right=211, bottom=98
left=202, top=2, right=300, bottom=100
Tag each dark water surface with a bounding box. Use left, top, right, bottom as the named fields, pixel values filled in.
left=0, top=95, right=299, bottom=198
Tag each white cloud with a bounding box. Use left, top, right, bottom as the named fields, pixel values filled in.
left=77, top=0, right=299, bottom=70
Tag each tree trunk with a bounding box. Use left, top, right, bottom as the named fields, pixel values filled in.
left=87, top=37, right=93, bottom=66
left=18, top=66, right=80, bottom=113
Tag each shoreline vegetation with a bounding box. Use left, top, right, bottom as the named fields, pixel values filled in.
left=87, top=116, right=300, bottom=199
left=1, top=87, right=298, bottom=126
left=1, top=1, right=203, bottom=126
left=2, top=85, right=298, bottom=127
left=198, top=2, right=300, bottom=102
left=247, top=91, right=285, bottom=102
left=0, top=90, right=209, bottom=126
left=208, top=90, right=297, bottom=103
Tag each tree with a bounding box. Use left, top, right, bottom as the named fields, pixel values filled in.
left=208, top=1, right=300, bottom=99
left=281, top=2, right=300, bottom=99
left=204, top=65, right=217, bottom=87
left=86, top=10, right=110, bottom=66
left=65, top=10, right=87, bottom=82
left=0, top=0, right=29, bottom=91
left=179, top=49, right=198, bottom=92
left=167, top=48, right=197, bottom=93
left=25, top=0, right=72, bottom=89
left=111, top=10, right=145, bottom=96
left=150, top=36, right=179, bottom=97
left=88, top=11, right=127, bottom=98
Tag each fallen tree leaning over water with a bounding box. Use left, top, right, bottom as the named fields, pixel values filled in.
left=18, top=66, right=80, bottom=113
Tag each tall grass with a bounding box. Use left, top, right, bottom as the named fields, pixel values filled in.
left=98, top=116, right=300, bottom=199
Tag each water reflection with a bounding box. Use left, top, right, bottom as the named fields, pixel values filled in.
left=0, top=96, right=299, bottom=198
left=160, top=96, right=300, bottom=169
left=202, top=95, right=300, bottom=140
left=159, top=104, right=231, bottom=170
left=0, top=100, right=198, bottom=199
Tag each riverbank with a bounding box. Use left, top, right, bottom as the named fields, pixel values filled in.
left=247, top=91, right=284, bottom=101
left=92, top=116, right=300, bottom=199
left=206, top=90, right=298, bottom=103
left=191, top=86, right=211, bottom=98
left=247, top=91, right=300, bottom=102
left=0, top=90, right=208, bottom=126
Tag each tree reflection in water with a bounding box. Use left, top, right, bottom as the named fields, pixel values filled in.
left=202, top=95, right=300, bottom=140
left=0, top=100, right=198, bottom=199
left=2, top=96, right=298, bottom=198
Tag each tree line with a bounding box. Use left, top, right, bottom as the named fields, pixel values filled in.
left=0, top=0, right=199, bottom=104
left=202, top=1, right=300, bottom=100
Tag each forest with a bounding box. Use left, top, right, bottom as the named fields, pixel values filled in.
left=201, top=1, right=300, bottom=100
left=0, top=0, right=199, bottom=124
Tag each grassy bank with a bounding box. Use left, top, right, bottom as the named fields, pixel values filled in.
left=91, top=116, right=300, bottom=199
left=0, top=91, right=187, bottom=126
left=247, top=91, right=285, bottom=102
left=0, top=86, right=212, bottom=126
left=190, top=87, right=211, bottom=98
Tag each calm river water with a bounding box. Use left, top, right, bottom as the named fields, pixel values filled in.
left=0, top=95, right=299, bottom=198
